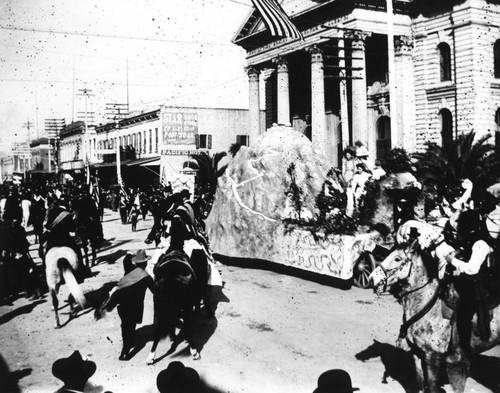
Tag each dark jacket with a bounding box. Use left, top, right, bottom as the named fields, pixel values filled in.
left=105, top=267, right=154, bottom=324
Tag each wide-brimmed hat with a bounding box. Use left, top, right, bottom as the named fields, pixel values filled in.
left=156, top=361, right=200, bottom=393
left=313, top=369, right=358, bottom=393
left=52, top=351, right=96, bottom=386
left=132, top=249, right=151, bottom=264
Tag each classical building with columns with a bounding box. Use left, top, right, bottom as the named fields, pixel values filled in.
left=235, top=0, right=500, bottom=166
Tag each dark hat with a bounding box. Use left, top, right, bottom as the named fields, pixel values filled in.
left=156, top=361, right=200, bottom=393
left=313, top=369, right=357, bottom=393
left=132, top=249, right=151, bottom=264
left=52, top=351, right=96, bottom=387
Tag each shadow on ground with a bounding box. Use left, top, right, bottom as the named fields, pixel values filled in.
left=355, top=340, right=420, bottom=393
left=0, top=299, right=46, bottom=326
left=97, top=249, right=127, bottom=265
left=0, top=353, right=31, bottom=393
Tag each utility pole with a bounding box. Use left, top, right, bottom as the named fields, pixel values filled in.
left=77, top=87, right=95, bottom=185
left=44, top=118, right=65, bottom=176
left=105, top=103, right=129, bottom=185
left=22, top=119, right=33, bottom=173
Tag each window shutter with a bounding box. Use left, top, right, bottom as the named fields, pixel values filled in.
left=208, top=134, right=212, bottom=149
left=195, top=134, right=200, bottom=149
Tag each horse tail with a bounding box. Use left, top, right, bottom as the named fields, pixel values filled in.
left=58, top=258, right=87, bottom=309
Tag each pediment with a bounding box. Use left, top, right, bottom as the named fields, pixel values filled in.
left=233, top=0, right=336, bottom=43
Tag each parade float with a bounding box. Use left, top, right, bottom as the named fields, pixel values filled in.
left=205, top=125, right=416, bottom=289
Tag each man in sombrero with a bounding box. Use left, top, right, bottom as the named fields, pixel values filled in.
left=39, top=200, right=85, bottom=276
left=97, top=249, right=154, bottom=360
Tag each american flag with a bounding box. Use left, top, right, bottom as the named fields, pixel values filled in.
left=250, top=0, right=303, bottom=40
left=89, top=176, right=101, bottom=210
left=119, top=179, right=128, bottom=203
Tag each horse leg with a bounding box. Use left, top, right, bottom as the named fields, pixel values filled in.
left=68, top=293, right=76, bottom=319
left=423, top=353, right=442, bottom=393
left=83, top=242, right=89, bottom=268
left=413, top=354, right=425, bottom=393
left=147, top=329, right=161, bottom=365
left=91, top=245, right=97, bottom=267
left=183, top=303, right=200, bottom=360
left=445, top=322, right=469, bottom=393
left=50, top=288, right=61, bottom=328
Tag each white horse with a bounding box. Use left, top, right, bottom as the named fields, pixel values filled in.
left=45, top=246, right=87, bottom=328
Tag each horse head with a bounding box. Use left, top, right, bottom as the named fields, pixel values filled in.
left=355, top=339, right=386, bottom=362
left=369, top=240, right=421, bottom=298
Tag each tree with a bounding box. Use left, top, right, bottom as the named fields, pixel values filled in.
left=414, top=131, right=499, bottom=205
left=229, top=143, right=242, bottom=158
left=189, top=151, right=228, bottom=201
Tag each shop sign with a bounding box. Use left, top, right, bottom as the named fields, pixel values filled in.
left=162, top=111, right=198, bottom=146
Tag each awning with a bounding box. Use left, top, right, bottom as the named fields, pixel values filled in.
left=90, top=156, right=160, bottom=168
left=125, top=156, right=160, bottom=167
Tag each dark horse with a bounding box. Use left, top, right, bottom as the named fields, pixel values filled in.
left=76, top=215, right=100, bottom=268
left=74, top=195, right=101, bottom=268
left=370, top=220, right=500, bottom=393
left=146, top=213, right=209, bottom=365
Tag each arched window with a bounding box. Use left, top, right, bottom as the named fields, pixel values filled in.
left=440, top=109, right=453, bottom=146
left=495, top=40, right=500, bottom=78
left=438, top=43, right=452, bottom=82
left=376, top=116, right=391, bottom=161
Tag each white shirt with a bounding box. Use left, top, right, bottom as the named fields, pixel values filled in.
left=451, top=240, right=491, bottom=275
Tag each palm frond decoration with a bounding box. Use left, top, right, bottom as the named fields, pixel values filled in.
left=413, top=131, right=499, bottom=204
left=189, top=151, right=228, bottom=199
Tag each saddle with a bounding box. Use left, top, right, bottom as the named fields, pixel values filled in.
left=154, top=249, right=195, bottom=280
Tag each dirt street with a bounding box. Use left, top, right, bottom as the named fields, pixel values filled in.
left=1, top=209, right=498, bottom=392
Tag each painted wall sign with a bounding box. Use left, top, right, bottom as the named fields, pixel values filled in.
left=162, top=112, right=198, bottom=146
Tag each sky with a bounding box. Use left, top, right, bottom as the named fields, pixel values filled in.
left=0, top=0, right=253, bottom=149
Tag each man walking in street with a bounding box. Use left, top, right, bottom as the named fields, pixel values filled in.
left=96, top=250, right=154, bottom=360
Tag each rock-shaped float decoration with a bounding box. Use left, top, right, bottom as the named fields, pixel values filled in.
left=205, top=126, right=380, bottom=282
left=206, top=126, right=328, bottom=258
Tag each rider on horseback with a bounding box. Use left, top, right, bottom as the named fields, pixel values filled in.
left=442, top=203, right=499, bottom=358
left=39, top=201, right=86, bottom=280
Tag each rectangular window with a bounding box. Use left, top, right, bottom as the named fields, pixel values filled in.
left=149, top=129, right=152, bottom=153
left=155, top=128, right=159, bottom=153
left=196, top=134, right=212, bottom=149
left=143, top=132, right=147, bottom=154
left=236, top=135, right=249, bottom=146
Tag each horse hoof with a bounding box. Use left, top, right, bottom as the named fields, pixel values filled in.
left=190, top=347, right=200, bottom=360
left=146, top=353, right=156, bottom=365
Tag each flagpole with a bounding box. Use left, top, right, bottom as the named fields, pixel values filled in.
left=387, top=0, right=398, bottom=146
left=116, top=122, right=122, bottom=185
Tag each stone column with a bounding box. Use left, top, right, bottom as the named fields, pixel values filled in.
left=273, top=56, right=291, bottom=126
left=307, top=45, right=328, bottom=158
left=347, top=31, right=369, bottom=150
left=395, top=36, right=416, bottom=151
left=245, top=66, right=261, bottom=146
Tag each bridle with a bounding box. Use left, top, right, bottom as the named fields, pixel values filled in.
left=378, top=245, right=441, bottom=339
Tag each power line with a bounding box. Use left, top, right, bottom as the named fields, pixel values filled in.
left=0, top=25, right=236, bottom=47
left=226, top=0, right=252, bottom=6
